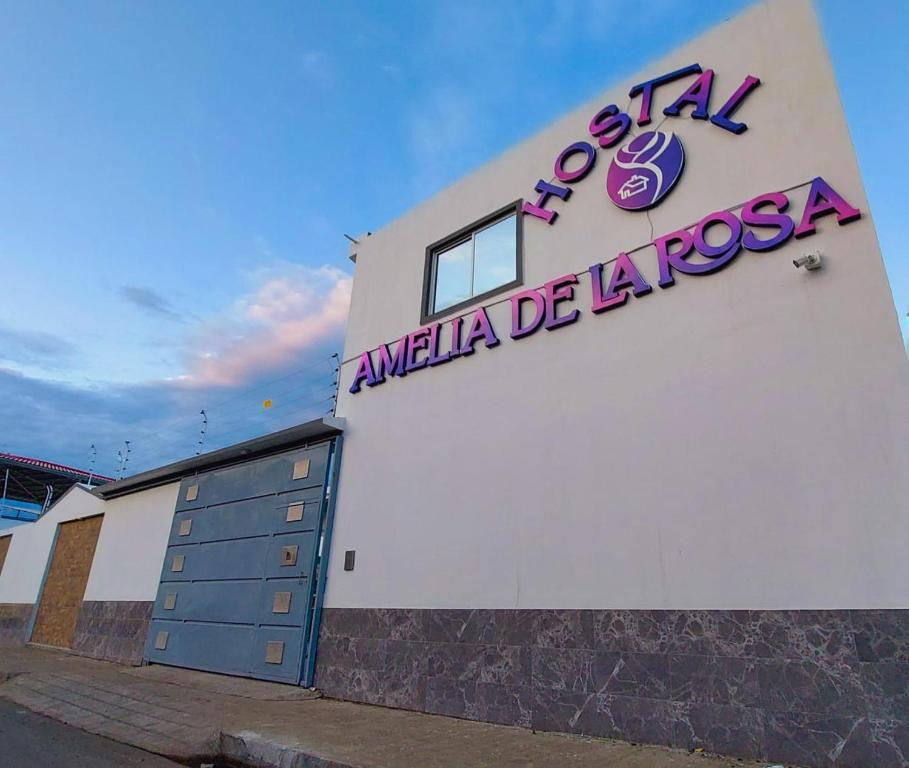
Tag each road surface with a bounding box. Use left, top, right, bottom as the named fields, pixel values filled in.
left=0, top=698, right=185, bottom=767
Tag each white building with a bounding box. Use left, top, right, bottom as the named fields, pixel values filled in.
left=0, top=2, right=906, bottom=766
left=322, top=1, right=909, bottom=764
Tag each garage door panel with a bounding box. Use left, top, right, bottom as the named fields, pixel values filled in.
left=171, top=498, right=277, bottom=544
left=256, top=579, right=311, bottom=627
left=170, top=491, right=323, bottom=546
left=236, top=447, right=329, bottom=498
left=146, top=620, right=255, bottom=675
left=248, top=626, right=305, bottom=683
left=152, top=583, right=178, bottom=617
left=174, top=444, right=330, bottom=512
left=153, top=581, right=265, bottom=625
left=194, top=538, right=272, bottom=580
left=273, top=489, right=324, bottom=532
left=265, top=532, right=316, bottom=579
left=160, top=545, right=194, bottom=582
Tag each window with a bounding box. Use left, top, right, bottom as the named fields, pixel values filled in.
left=423, top=200, right=522, bottom=322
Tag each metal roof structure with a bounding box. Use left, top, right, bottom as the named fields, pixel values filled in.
left=0, top=452, right=113, bottom=512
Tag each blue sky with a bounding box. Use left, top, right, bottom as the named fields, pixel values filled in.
left=0, top=0, right=905, bottom=477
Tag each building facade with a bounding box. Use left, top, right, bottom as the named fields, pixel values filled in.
left=0, top=2, right=907, bottom=766
left=318, top=1, right=909, bottom=765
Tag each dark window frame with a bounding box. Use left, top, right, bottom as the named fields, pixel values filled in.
left=420, top=199, right=524, bottom=325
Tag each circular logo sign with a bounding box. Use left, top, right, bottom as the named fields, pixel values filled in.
left=606, top=131, right=685, bottom=211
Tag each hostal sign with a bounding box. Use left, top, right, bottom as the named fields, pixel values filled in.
left=348, top=64, right=862, bottom=394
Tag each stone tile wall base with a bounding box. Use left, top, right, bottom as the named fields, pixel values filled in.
left=315, top=608, right=909, bottom=768
left=0, top=603, right=32, bottom=646
left=70, top=600, right=153, bottom=666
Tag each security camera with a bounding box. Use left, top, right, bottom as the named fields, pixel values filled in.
left=793, top=251, right=822, bottom=270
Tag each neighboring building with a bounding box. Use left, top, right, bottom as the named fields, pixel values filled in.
left=0, top=2, right=907, bottom=767
left=0, top=452, right=113, bottom=531
left=0, top=419, right=342, bottom=675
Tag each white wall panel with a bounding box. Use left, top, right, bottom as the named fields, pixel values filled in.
left=83, top=482, right=178, bottom=602
left=327, top=0, right=909, bottom=610
left=0, top=486, right=104, bottom=604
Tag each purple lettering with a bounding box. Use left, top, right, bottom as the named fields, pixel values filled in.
left=510, top=290, right=546, bottom=340
left=663, top=69, right=715, bottom=120
left=460, top=307, right=500, bottom=355
left=554, top=141, right=597, bottom=183
left=655, top=229, right=695, bottom=288
left=588, top=104, right=632, bottom=149
left=794, top=177, right=862, bottom=238
left=741, top=192, right=795, bottom=252
left=628, top=63, right=703, bottom=126
left=656, top=212, right=741, bottom=288
left=426, top=323, right=452, bottom=366
left=544, top=274, right=580, bottom=331
left=405, top=327, right=431, bottom=372
left=590, top=252, right=652, bottom=313
left=522, top=180, right=571, bottom=224
left=710, top=75, right=761, bottom=134
left=375, top=338, right=408, bottom=382
left=690, top=210, right=743, bottom=271
left=449, top=315, right=463, bottom=358
left=349, top=351, right=376, bottom=394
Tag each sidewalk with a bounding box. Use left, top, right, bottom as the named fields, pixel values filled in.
left=0, top=646, right=769, bottom=768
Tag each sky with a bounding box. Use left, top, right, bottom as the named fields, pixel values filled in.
left=0, top=0, right=905, bottom=478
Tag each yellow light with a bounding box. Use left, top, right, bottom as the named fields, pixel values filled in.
left=263, top=399, right=273, bottom=409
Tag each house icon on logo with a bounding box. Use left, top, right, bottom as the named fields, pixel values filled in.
left=618, top=174, right=649, bottom=200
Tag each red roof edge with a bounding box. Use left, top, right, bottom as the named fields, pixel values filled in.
left=0, top=452, right=115, bottom=483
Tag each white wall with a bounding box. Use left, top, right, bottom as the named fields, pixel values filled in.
left=327, top=0, right=909, bottom=610
left=83, top=482, right=178, bottom=602
left=0, top=481, right=178, bottom=606
left=0, top=485, right=104, bottom=604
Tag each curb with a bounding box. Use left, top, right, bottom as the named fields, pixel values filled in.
left=220, top=731, right=352, bottom=768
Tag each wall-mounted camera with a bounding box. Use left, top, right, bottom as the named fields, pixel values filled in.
left=793, top=251, right=823, bottom=270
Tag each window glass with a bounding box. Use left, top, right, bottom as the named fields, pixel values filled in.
left=429, top=210, right=519, bottom=316
left=433, top=239, right=472, bottom=312
left=473, top=215, right=517, bottom=296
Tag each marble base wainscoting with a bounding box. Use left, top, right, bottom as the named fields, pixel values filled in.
left=315, top=608, right=909, bottom=768
left=70, top=601, right=154, bottom=666
left=0, top=603, right=32, bottom=646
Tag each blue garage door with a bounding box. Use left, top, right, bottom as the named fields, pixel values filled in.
left=145, top=440, right=335, bottom=684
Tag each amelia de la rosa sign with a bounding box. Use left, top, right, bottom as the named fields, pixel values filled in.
left=348, top=64, right=863, bottom=395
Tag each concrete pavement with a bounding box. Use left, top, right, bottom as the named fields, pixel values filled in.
left=0, top=646, right=776, bottom=768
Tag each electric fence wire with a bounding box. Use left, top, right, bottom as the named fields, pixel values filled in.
left=91, top=354, right=341, bottom=477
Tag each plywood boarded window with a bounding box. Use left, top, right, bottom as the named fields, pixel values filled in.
left=0, top=535, right=11, bottom=576
left=31, top=515, right=103, bottom=649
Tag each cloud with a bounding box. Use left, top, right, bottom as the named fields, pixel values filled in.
left=0, top=260, right=351, bottom=476
left=120, top=285, right=183, bottom=321
left=0, top=358, right=336, bottom=477
left=0, top=323, right=75, bottom=369
left=177, top=263, right=351, bottom=388
left=0, top=366, right=172, bottom=474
